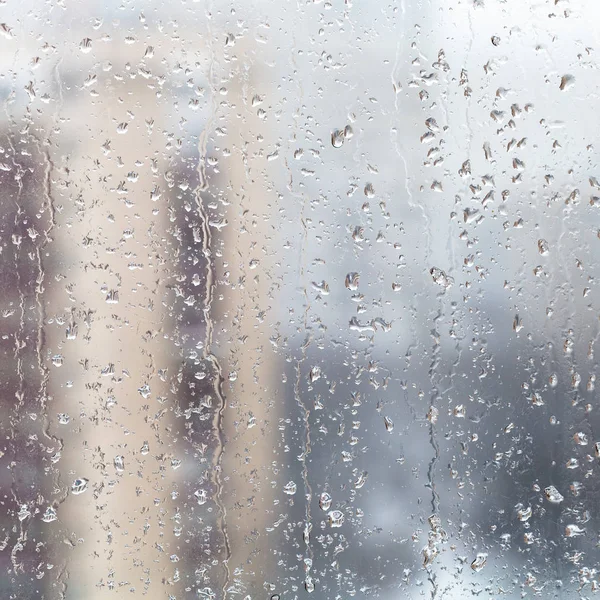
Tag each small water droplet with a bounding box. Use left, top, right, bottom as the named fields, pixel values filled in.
left=328, top=509, right=344, bottom=528
left=71, top=478, right=89, bottom=495
left=430, top=267, right=453, bottom=289
left=79, top=38, right=92, bottom=53
left=138, top=384, right=151, bottom=399
left=319, top=492, right=332, bottom=511
left=565, top=524, right=585, bottom=537
left=194, top=489, right=208, bottom=505
left=513, top=314, right=523, bottom=332
left=114, top=455, right=125, bottom=473
left=471, top=553, right=487, bottom=572
left=517, top=505, right=532, bottom=522
left=17, top=504, right=31, bottom=522
left=345, top=272, right=360, bottom=290
left=544, top=485, right=564, bottom=504
left=559, top=74, right=575, bottom=91
left=57, top=413, right=70, bottom=425
left=309, top=366, right=321, bottom=383
left=331, top=129, right=345, bottom=148
left=283, top=481, right=297, bottom=495
left=354, top=471, right=368, bottom=489
left=41, top=507, right=57, bottom=523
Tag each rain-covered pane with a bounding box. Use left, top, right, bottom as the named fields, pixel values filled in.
left=1, top=0, right=599, bottom=598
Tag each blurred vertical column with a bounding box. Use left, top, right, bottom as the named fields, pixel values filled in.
left=42, top=34, right=182, bottom=598
left=207, top=31, right=284, bottom=597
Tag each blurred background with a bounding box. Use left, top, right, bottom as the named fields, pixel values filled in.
left=1, top=0, right=600, bottom=598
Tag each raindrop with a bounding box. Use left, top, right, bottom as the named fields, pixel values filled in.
left=283, top=481, right=297, bottom=495
left=71, top=478, right=89, bottom=495
left=41, top=507, right=57, bottom=523
left=195, top=489, right=208, bottom=505
left=328, top=509, right=344, bottom=528
left=565, top=524, right=585, bottom=537
left=345, top=272, right=360, bottom=290
left=430, top=267, right=454, bottom=289
left=79, top=38, right=92, bottom=53
left=17, top=505, right=31, bottom=521
left=544, top=485, right=564, bottom=504
left=114, top=455, right=125, bottom=473
left=559, top=74, right=575, bottom=91
left=471, top=553, right=487, bottom=572
left=319, top=492, right=332, bottom=511
left=331, top=129, right=344, bottom=148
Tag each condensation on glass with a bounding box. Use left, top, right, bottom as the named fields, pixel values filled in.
left=0, top=0, right=598, bottom=598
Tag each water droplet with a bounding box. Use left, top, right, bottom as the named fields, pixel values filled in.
left=538, top=239, right=549, bottom=256
left=430, top=267, right=454, bottom=289
left=283, top=481, right=297, bottom=495
left=559, top=74, right=575, bottom=91
left=328, top=509, right=344, bottom=528
left=319, top=492, right=332, bottom=511
left=471, top=553, right=487, bottom=572
left=105, top=289, right=119, bottom=304
left=531, top=392, right=544, bottom=407
left=331, top=129, right=345, bottom=148
left=17, top=504, right=31, bottom=521
left=565, top=524, right=585, bottom=537
left=354, top=471, right=368, bottom=489
left=517, top=505, right=532, bottom=522
left=309, top=366, right=321, bottom=383
left=41, top=507, right=57, bottom=523
left=57, top=413, right=70, bottom=425
left=194, top=489, right=208, bottom=505
left=427, top=406, right=439, bottom=424
left=513, top=314, right=523, bottom=332
left=544, top=485, right=564, bottom=504
left=384, top=416, right=394, bottom=432
left=364, top=182, right=375, bottom=198
left=114, top=455, right=124, bottom=472
left=345, top=272, right=360, bottom=290
left=425, top=117, right=440, bottom=132
left=138, top=384, right=151, bottom=399
left=71, top=478, right=89, bottom=495
left=79, top=38, right=92, bottom=53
